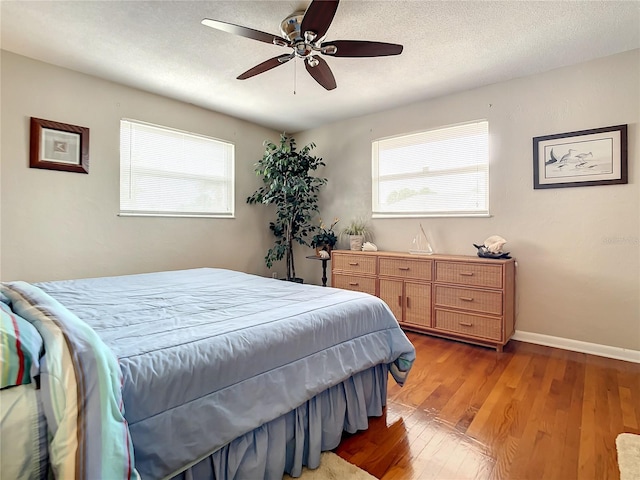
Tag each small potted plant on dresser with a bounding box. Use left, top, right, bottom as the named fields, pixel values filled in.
left=311, top=218, right=339, bottom=256
left=341, top=217, right=371, bottom=251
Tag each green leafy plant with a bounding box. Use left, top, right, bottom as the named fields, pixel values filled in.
left=311, top=218, right=339, bottom=249
left=247, top=134, right=327, bottom=281
left=341, top=217, right=370, bottom=238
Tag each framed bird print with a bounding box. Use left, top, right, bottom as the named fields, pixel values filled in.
left=533, top=124, right=627, bottom=189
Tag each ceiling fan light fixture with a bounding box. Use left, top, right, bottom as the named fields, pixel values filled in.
left=294, top=41, right=313, bottom=58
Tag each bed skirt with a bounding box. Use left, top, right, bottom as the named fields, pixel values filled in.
left=172, top=363, right=388, bottom=480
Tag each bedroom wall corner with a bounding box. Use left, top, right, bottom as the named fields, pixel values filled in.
left=0, top=51, right=280, bottom=282
left=294, top=49, right=640, bottom=353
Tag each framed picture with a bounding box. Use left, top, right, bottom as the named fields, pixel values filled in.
left=30, top=117, right=89, bottom=173
left=533, top=124, right=627, bottom=189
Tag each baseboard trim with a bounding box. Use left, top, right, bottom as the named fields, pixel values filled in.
left=512, top=330, right=640, bottom=364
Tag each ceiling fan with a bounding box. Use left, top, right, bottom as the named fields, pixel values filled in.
left=201, top=0, right=403, bottom=91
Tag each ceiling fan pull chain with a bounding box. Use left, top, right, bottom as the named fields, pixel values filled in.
left=293, top=58, right=297, bottom=95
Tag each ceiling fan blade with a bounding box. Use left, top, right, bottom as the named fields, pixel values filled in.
left=322, top=40, right=403, bottom=57
left=300, top=0, right=339, bottom=40
left=305, top=56, right=336, bottom=90
left=202, top=18, right=285, bottom=46
left=237, top=54, right=293, bottom=80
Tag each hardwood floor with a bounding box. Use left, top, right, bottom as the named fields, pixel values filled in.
left=335, top=332, right=640, bottom=479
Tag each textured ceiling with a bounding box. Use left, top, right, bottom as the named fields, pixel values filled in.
left=1, top=1, right=639, bottom=133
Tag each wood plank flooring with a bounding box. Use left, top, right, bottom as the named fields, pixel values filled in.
left=335, top=332, right=640, bottom=479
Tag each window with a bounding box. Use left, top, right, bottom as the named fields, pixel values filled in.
left=120, top=119, right=234, bottom=217
left=372, top=120, right=489, bottom=217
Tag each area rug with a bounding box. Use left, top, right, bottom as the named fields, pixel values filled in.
left=283, top=452, right=377, bottom=480
left=616, top=433, right=640, bottom=480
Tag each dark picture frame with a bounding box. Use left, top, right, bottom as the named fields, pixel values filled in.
left=533, top=124, right=627, bottom=189
left=30, top=117, right=89, bottom=173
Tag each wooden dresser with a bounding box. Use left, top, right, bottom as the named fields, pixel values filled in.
left=331, top=250, right=516, bottom=351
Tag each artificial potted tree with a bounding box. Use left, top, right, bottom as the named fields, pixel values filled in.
left=247, top=134, right=326, bottom=282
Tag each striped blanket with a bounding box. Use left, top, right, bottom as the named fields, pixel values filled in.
left=1, top=282, right=139, bottom=480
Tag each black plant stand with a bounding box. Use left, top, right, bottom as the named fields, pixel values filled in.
left=305, top=255, right=330, bottom=287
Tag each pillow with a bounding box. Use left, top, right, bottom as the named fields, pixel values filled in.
left=1, top=301, right=44, bottom=389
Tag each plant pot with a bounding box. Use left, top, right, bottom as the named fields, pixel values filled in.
left=349, top=235, right=365, bottom=251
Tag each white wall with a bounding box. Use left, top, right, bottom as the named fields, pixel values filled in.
left=295, top=50, right=640, bottom=351
left=1, top=51, right=279, bottom=282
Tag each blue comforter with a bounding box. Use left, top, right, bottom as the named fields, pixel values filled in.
left=34, top=268, right=415, bottom=479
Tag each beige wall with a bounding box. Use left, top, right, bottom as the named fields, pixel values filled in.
left=295, top=50, right=640, bottom=351
left=2, top=49, right=638, bottom=352
left=1, top=51, right=279, bottom=282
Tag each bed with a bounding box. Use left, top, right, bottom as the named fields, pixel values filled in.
left=1, top=268, right=415, bottom=480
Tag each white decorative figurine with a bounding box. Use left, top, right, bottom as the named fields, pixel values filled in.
left=361, top=242, right=378, bottom=252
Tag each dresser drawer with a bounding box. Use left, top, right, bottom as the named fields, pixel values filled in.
left=332, top=274, right=376, bottom=295
left=434, top=285, right=502, bottom=315
left=379, top=257, right=432, bottom=280
left=332, top=253, right=377, bottom=275
left=434, top=310, right=502, bottom=341
left=435, top=261, right=503, bottom=288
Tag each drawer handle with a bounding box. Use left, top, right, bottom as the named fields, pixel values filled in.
left=398, top=295, right=402, bottom=307
left=407, top=297, right=411, bottom=309
left=398, top=267, right=410, bottom=271
left=459, top=297, right=474, bottom=302
left=459, top=272, right=474, bottom=277
left=459, top=321, right=473, bottom=327
left=348, top=262, right=359, bottom=266
left=349, top=282, right=359, bottom=286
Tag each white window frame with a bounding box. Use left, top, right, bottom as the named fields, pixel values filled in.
left=372, top=120, right=490, bottom=218
left=119, top=119, right=234, bottom=218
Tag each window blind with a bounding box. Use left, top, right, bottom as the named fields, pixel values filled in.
left=120, top=119, right=234, bottom=217
left=372, top=120, right=489, bottom=217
